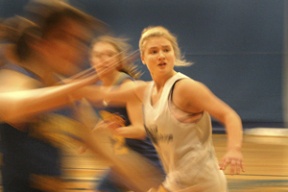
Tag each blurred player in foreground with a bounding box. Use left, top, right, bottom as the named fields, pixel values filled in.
left=0, top=0, right=104, bottom=191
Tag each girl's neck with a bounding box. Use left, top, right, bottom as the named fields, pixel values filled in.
left=152, top=71, right=177, bottom=91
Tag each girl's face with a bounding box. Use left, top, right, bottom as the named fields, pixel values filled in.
left=141, top=36, right=175, bottom=77
left=40, top=19, right=91, bottom=76
left=90, top=41, right=119, bottom=77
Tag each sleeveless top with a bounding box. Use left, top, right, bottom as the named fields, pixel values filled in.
left=143, top=72, right=227, bottom=192
left=95, top=72, right=163, bottom=169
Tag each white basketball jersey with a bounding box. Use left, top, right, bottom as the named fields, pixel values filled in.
left=143, top=73, right=227, bottom=192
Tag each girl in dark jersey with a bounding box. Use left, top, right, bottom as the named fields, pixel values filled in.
left=89, top=35, right=164, bottom=192
left=0, top=1, right=103, bottom=191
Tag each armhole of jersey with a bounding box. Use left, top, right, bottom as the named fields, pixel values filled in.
left=169, top=78, right=185, bottom=104
left=169, top=78, right=204, bottom=118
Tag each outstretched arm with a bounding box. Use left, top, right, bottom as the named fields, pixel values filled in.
left=74, top=80, right=147, bottom=105
left=0, top=72, right=99, bottom=123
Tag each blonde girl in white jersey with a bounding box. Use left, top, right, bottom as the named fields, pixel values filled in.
left=89, top=26, right=244, bottom=192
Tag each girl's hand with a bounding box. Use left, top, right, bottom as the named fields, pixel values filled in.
left=219, top=149, right=244, bottom=175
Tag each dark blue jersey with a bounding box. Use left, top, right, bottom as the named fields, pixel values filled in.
left=0, top=63, right=69, bottom=191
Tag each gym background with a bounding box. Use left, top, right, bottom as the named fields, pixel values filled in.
left=1, top=0, right=287, bottom=131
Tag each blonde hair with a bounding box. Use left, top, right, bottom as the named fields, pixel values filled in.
left=139, top=26, right=192, bottom=66
left=91, top=35, right=142, bottom=79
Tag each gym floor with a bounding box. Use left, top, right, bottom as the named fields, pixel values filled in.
left=60, top=130, right=288, bottom=192
left=0, top=130, right=287, bottom=192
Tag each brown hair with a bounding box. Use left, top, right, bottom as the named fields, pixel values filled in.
left=0, top=0, right=106, bottom=62
left=91, top=35, right=142, bottom=79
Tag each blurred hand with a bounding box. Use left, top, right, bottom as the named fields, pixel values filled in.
left=219, top=149, right=244, bottom=175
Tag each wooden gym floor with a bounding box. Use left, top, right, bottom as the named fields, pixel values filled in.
left=1, top=130, right=288, bottom=192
